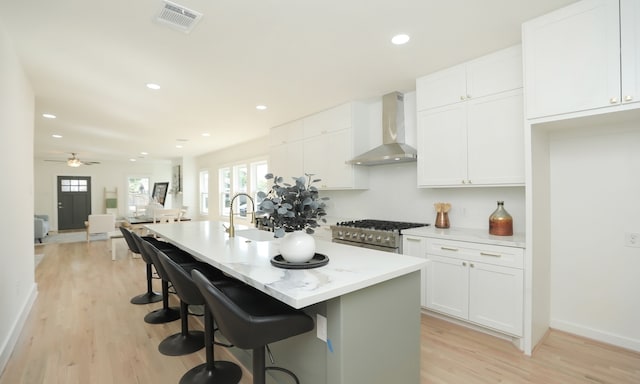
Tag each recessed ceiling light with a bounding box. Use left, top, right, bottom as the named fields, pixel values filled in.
left=202, top=133, right=210, bottom=137
left=146, top=83, right=161, bottom=90
left=391, top=34, right=410, bottom=45
left=42, top=113, right=56, bottom=119
left=130, top=158, right=137, bottom=162
left=176, top=144, right=183, bottom=149
left=256, top=105, right=267, bottom=110
left=52, top=134, right=62, bottom=138
left=140, top=152, right=148, bottom=155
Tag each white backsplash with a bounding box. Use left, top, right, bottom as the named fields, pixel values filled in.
left=323, top=162, right=526, bottom=233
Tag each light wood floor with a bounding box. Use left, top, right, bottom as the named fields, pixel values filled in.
left=2, top=240, right=639, bottom=384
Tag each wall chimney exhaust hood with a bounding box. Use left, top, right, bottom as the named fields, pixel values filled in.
left=347, top=92, right=417, bottom=166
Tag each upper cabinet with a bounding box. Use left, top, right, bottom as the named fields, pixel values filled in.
left=269, top=102, right=369, bottom=190
left=416, top=45, right=525, bottom=187
left=417, top=45, right=523, bottom=111
left=523, top=0, right=640, bottom=120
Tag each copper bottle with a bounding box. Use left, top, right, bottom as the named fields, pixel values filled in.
left=489, top=201, right=513, bottom=236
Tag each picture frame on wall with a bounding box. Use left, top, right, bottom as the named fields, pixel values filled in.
left=152, top=182, right=169, bottom=206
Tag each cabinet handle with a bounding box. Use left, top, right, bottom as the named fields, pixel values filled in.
left=462, top=262, right=467, bottom=266
left=462, top=180, right=466, bottom=184
left=441, top=246, right=459, bottom=252
left=470, top=263, right=474, bottom=268
left=406, top=237, right=421, bottom=242
left=609, top=97, right=618, bottom=104
left=467, top=180, right=472, bottom=184
left=624, top=95, right=633, bottom=102
left=466, top=94, right=471, bottom=99
left=480, top=252, right=502, bottom=258
left=460, top=95, right=466, bottom=101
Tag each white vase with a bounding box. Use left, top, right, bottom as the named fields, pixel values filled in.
left=280, top=230, right=316, bottom=263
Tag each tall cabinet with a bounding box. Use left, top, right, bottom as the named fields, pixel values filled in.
left=415, top=45, right=525, bottom=187
left=523, top=0, right=640, bottom=119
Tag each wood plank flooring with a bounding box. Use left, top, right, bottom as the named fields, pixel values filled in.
left=2, top=239, right=639, bottom=384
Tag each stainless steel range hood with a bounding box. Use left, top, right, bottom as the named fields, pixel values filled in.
left=347, top=92, right=417, bottom=166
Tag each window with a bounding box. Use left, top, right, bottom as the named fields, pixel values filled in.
left=219, top=159, right=268, bottom=221
left=60, top=178, right=88, bottom=192
left=127, top=176, right=150, bottom=216
left=199, top=170, right=209, bottom=215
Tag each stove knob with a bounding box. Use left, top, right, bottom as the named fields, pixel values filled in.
left=344, top=231, right=350, bottom=238
left=351, top=232, right=359, bottom=239
left=337, top=230, right=344, bottom=237
left=376, top=236, right=382, bottom=242
left=360, top=233, right=366, bottom=240
left=367, top=234, right=374, bottom=241
left=384, top=236, right=392, bottom=244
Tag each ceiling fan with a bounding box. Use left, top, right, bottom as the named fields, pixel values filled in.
left=44, top=153, right=100, bottom=167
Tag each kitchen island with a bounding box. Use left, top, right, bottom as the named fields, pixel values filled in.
left=145, top=220, right=425, bottom=384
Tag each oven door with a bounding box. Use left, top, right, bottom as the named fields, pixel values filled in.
left=332, top=238, right=399, bottom=253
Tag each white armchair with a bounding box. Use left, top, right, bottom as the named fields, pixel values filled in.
left=86, top=214, right=116, bottom=241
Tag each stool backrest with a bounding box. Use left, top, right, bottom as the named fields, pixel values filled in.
left=119, top=226, right=140, bottom=255
left=139, top=239, right=171, bottom=281
left=130, top=231, right=154, bottom=265
left=156, top=250, right=204, bottom=305
left=192, top=270, right=314, bottom=350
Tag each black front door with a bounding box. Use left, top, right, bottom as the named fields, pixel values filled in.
left=57, top=176, right=91, bottom=230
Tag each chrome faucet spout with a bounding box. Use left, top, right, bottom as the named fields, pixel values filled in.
left=228, top=192, right=256, bottom=238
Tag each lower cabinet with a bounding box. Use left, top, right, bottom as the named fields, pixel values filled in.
left=406, top=237, right=524, bottom=337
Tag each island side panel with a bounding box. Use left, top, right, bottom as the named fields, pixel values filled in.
left=326, top=271, right=421, bottom=384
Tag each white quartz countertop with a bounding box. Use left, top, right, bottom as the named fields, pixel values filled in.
left=402, top=226, right=526, bottom=248
left=145, top=220, right=426, bottom=309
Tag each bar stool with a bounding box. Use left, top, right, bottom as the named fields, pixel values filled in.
left=192, top=270, right=315, bottom=384
left=133, top=233, right=195, bottom=324
left=121, top=226, right=163, bottom=305
left=157, top=251, right=242, bottom=382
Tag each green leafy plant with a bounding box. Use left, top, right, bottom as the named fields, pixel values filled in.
left=256, top=173, right=328, bottom=238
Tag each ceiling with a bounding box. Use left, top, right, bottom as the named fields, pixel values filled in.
left=0, top=0, right=576, bottom=164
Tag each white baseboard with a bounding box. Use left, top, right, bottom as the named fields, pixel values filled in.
left=550, top=318, right=640, bottom=353
left=0, top=282, right=38, bottom=376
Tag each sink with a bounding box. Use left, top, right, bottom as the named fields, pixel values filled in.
left=235, top=229, right=277, bottom=242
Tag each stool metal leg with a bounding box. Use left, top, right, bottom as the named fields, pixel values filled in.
left=179, top=307, right=241, bottom=384
left=144, top=280, right=180, bottom=324
left=253, top=347, right=266, bottom=384
left=130, top=264, right=163, bottom=304
left=158, top=300, right=205, bottom=356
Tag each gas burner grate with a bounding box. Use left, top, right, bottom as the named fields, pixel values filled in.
left=336, top=219, right=429, bottom=231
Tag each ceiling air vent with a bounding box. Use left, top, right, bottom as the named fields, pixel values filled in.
left=155, top=1, right=203, bottom=33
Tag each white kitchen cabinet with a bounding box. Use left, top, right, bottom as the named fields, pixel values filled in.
left=417, top=89, right=524, bottom=187
left=402, top=235, right=428, bottom=307
left=301, top=103, right=369, bottom=190
left=269, top=120, right=304, bottom=178
left=416, top=45, right=522, bottom=111
left=268, top=103, right=369, bottom=189
left=523, top=0, right=640, bottom=119
left=425, top=238, right=524, bottom=336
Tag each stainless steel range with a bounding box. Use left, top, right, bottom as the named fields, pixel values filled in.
left=331, top=219, right=430, bottom=253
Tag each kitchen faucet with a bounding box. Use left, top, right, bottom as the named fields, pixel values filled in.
left=227, top=192, right=255, bottom=238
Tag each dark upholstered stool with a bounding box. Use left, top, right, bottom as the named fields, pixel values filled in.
left=157, top=251, right=242, bottom=383
left=132, top=233, right=187, bottom=324
left=121, top=226, right=163, bottom=305
left=142, top=243, right=207, bottom=356
left=192, top=270, right=315, bottom=384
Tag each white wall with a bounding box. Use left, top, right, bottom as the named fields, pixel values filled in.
left=549, top=122, right=640, bottom=351
left=34, top=160, right=173, bottom=230
left=0, top=24, right=37, bottom=374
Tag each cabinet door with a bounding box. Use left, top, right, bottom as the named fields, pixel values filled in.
left=466, top=89, right=524, bottom=186
left=523, top=0, right=620, bottom=119
left=621, top=0, right=640, bottom=105
left=467, top=45, right=523, bottom=100
left=416, top=65, right=467, bottom=111
left=303, top=103, right=351, bottom=138
left=269, top=143, right=304, bottom=179
left=468, top=262, right=523, bottom=336
left=403, top=236, right=428, bottom=307
left=303, top=129, right=354, bottom=189
left=417, top=105, right=468, bottom=187
left=425, top=254, right=469, bottom=319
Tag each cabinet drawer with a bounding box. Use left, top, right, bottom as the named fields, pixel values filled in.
left=426, top=238, right=523, bottom=269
